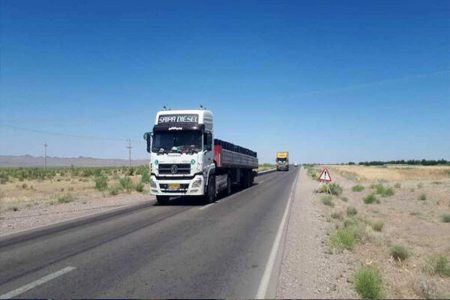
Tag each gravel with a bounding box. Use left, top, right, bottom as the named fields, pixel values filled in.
left=277, top=167, right=357, bottom=298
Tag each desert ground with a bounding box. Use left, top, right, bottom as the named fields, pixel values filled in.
left=306, top=164, right=450, bottom=299
left=0, top=166, right=153, bottom=234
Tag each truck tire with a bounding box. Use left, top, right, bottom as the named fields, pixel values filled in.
left=226, top=176, right=232, bottom=196
left=241, top=170, right=251, bottom=189
left=156, top=196, right=170, bottom=205
left=204, top=176, right=216, bottom=204
left=250, top=172, right=255, bottom=186
left=247, top=171, right=253, bottom=187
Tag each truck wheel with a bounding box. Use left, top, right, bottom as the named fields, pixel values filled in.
left=156, top=196, right=170, bottom=205
left=204, top=176, right=216, bottom=204
left=226, top=176, right=232, bottom=196
left=241, top=170, right=250, bottom=189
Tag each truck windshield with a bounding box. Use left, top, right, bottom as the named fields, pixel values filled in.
left=152, top=130, right=202, bottom=154
left=277, top=158, right=287, bottom=162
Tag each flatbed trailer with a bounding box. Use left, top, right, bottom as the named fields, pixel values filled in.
left=214, top=139, right=258, bottom=191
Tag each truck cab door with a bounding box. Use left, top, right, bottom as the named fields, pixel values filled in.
left=203, top=132, right=214, bottom=170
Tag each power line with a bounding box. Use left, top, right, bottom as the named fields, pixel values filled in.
left=0, top=124, right=141, bottom=142
left=44, top=142, right=48, bottom=169
left=127, top=139, right=132, bottom=167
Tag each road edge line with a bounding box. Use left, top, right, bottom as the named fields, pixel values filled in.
left=0, top=266, right=76, bottom=299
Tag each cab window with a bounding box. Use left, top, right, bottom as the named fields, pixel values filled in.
left=204, top=132, right=212, bottom=151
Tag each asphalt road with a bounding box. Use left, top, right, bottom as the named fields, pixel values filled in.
left=0, top=168, right=299, bottom=299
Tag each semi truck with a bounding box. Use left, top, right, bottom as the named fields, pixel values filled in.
left=143, top=108, right=258, bottom=204
left=276, top=151, right=289, bottom=171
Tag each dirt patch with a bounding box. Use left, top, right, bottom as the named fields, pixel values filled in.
left=320, top=165, right=450, bottom=298
left=0, top=167, right=153, bottom=236
left=0, top=192, right=153, bottom=236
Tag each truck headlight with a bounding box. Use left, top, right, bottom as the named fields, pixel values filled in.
left=150, top=177, right=157, bottom=188
left=191, top=177, right=202, bottom=188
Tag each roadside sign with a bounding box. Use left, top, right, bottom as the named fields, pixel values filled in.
left=319, top=168, right=332, bottom=182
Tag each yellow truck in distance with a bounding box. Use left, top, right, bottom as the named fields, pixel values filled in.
left=276, top=152, right=289, bottom=171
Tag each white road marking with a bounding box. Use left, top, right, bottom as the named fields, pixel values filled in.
left=255, top=170, right=299, bottom=299
left=199, top=203, right=215, bottom=210
left=0, top=266, right=76, bottom=299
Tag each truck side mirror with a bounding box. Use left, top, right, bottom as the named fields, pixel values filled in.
left=143, top=132, right=151, bottom=153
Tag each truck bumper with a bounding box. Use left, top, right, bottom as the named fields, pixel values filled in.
left=149, top=175, right=205, bottom=196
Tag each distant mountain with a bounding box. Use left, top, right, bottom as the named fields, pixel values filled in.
left=0, top=155, right=148, bottom=168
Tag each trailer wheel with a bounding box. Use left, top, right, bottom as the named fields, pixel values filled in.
left=204, top=176, right=216, bottom=204
left=249, top=172, right=255, bottom=186
left=226, top=176, right=232, bottom=196
left=156, top=196, right=170, bottom=205
left=241, top=170, right=251, bottom=189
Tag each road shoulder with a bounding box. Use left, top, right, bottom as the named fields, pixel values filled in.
left=277, top=167, right=357, bottom=298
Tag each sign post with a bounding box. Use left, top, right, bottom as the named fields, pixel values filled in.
left=318, top=167, right=332, bottom=194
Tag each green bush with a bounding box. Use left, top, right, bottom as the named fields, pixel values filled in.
left=94, top=175, right=108, bottom=191
left=354, top=266, right=384, bottom=299
left=394, top=183, right=401, bottom=188
left=347, top=206, right=358, bottom=216
left=331, top=212, right=343, bottom=220
left=305, top=165, right=318, bottom=179
left=441, top=214, right=450, bottom=223
left=390, top=245, right=409, bottom=261
left=426, top=255, right=450, bottom=277
left=371, top=220, right=384, bottom=232
left=363, top=193, right=378, bottom=204
left=141, top=169, right=150, bottom=183
left=328, top=183, right=343, bottom=196
left=319, top=183, right=343, bottom=196
left=108, top=185, right=122, bottom=195
left=81, top=168, right=103, bottom=177
left=352, top=185, right=365, bottom=192
left=372, top=184, right=394, bottom=197
left=321, top=195, right=334, bottom=207
left=57, top=193, right=75, bottom=204
left=330, top=227, right=358, bottom=250
left=329, top=219, right=364, bottom=250
left=0, top=173, right=9, bottom=184
left=135, top=182, right=145, bottom=193
left=344, top=217, right=359, bottom=226
left=119, top=177, right=134, bottom=192
left=418, top=193, right=427, bottom=201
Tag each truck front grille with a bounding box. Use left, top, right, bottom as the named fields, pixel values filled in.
left=158, top=163, right=191, bottom=175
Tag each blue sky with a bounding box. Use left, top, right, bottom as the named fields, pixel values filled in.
left=1, top=0, right=449, bottom=163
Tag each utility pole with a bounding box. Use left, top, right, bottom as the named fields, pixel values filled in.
left=44, top=142, right=48, bottom=169
left=127, top=139, right=132, bottom=167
